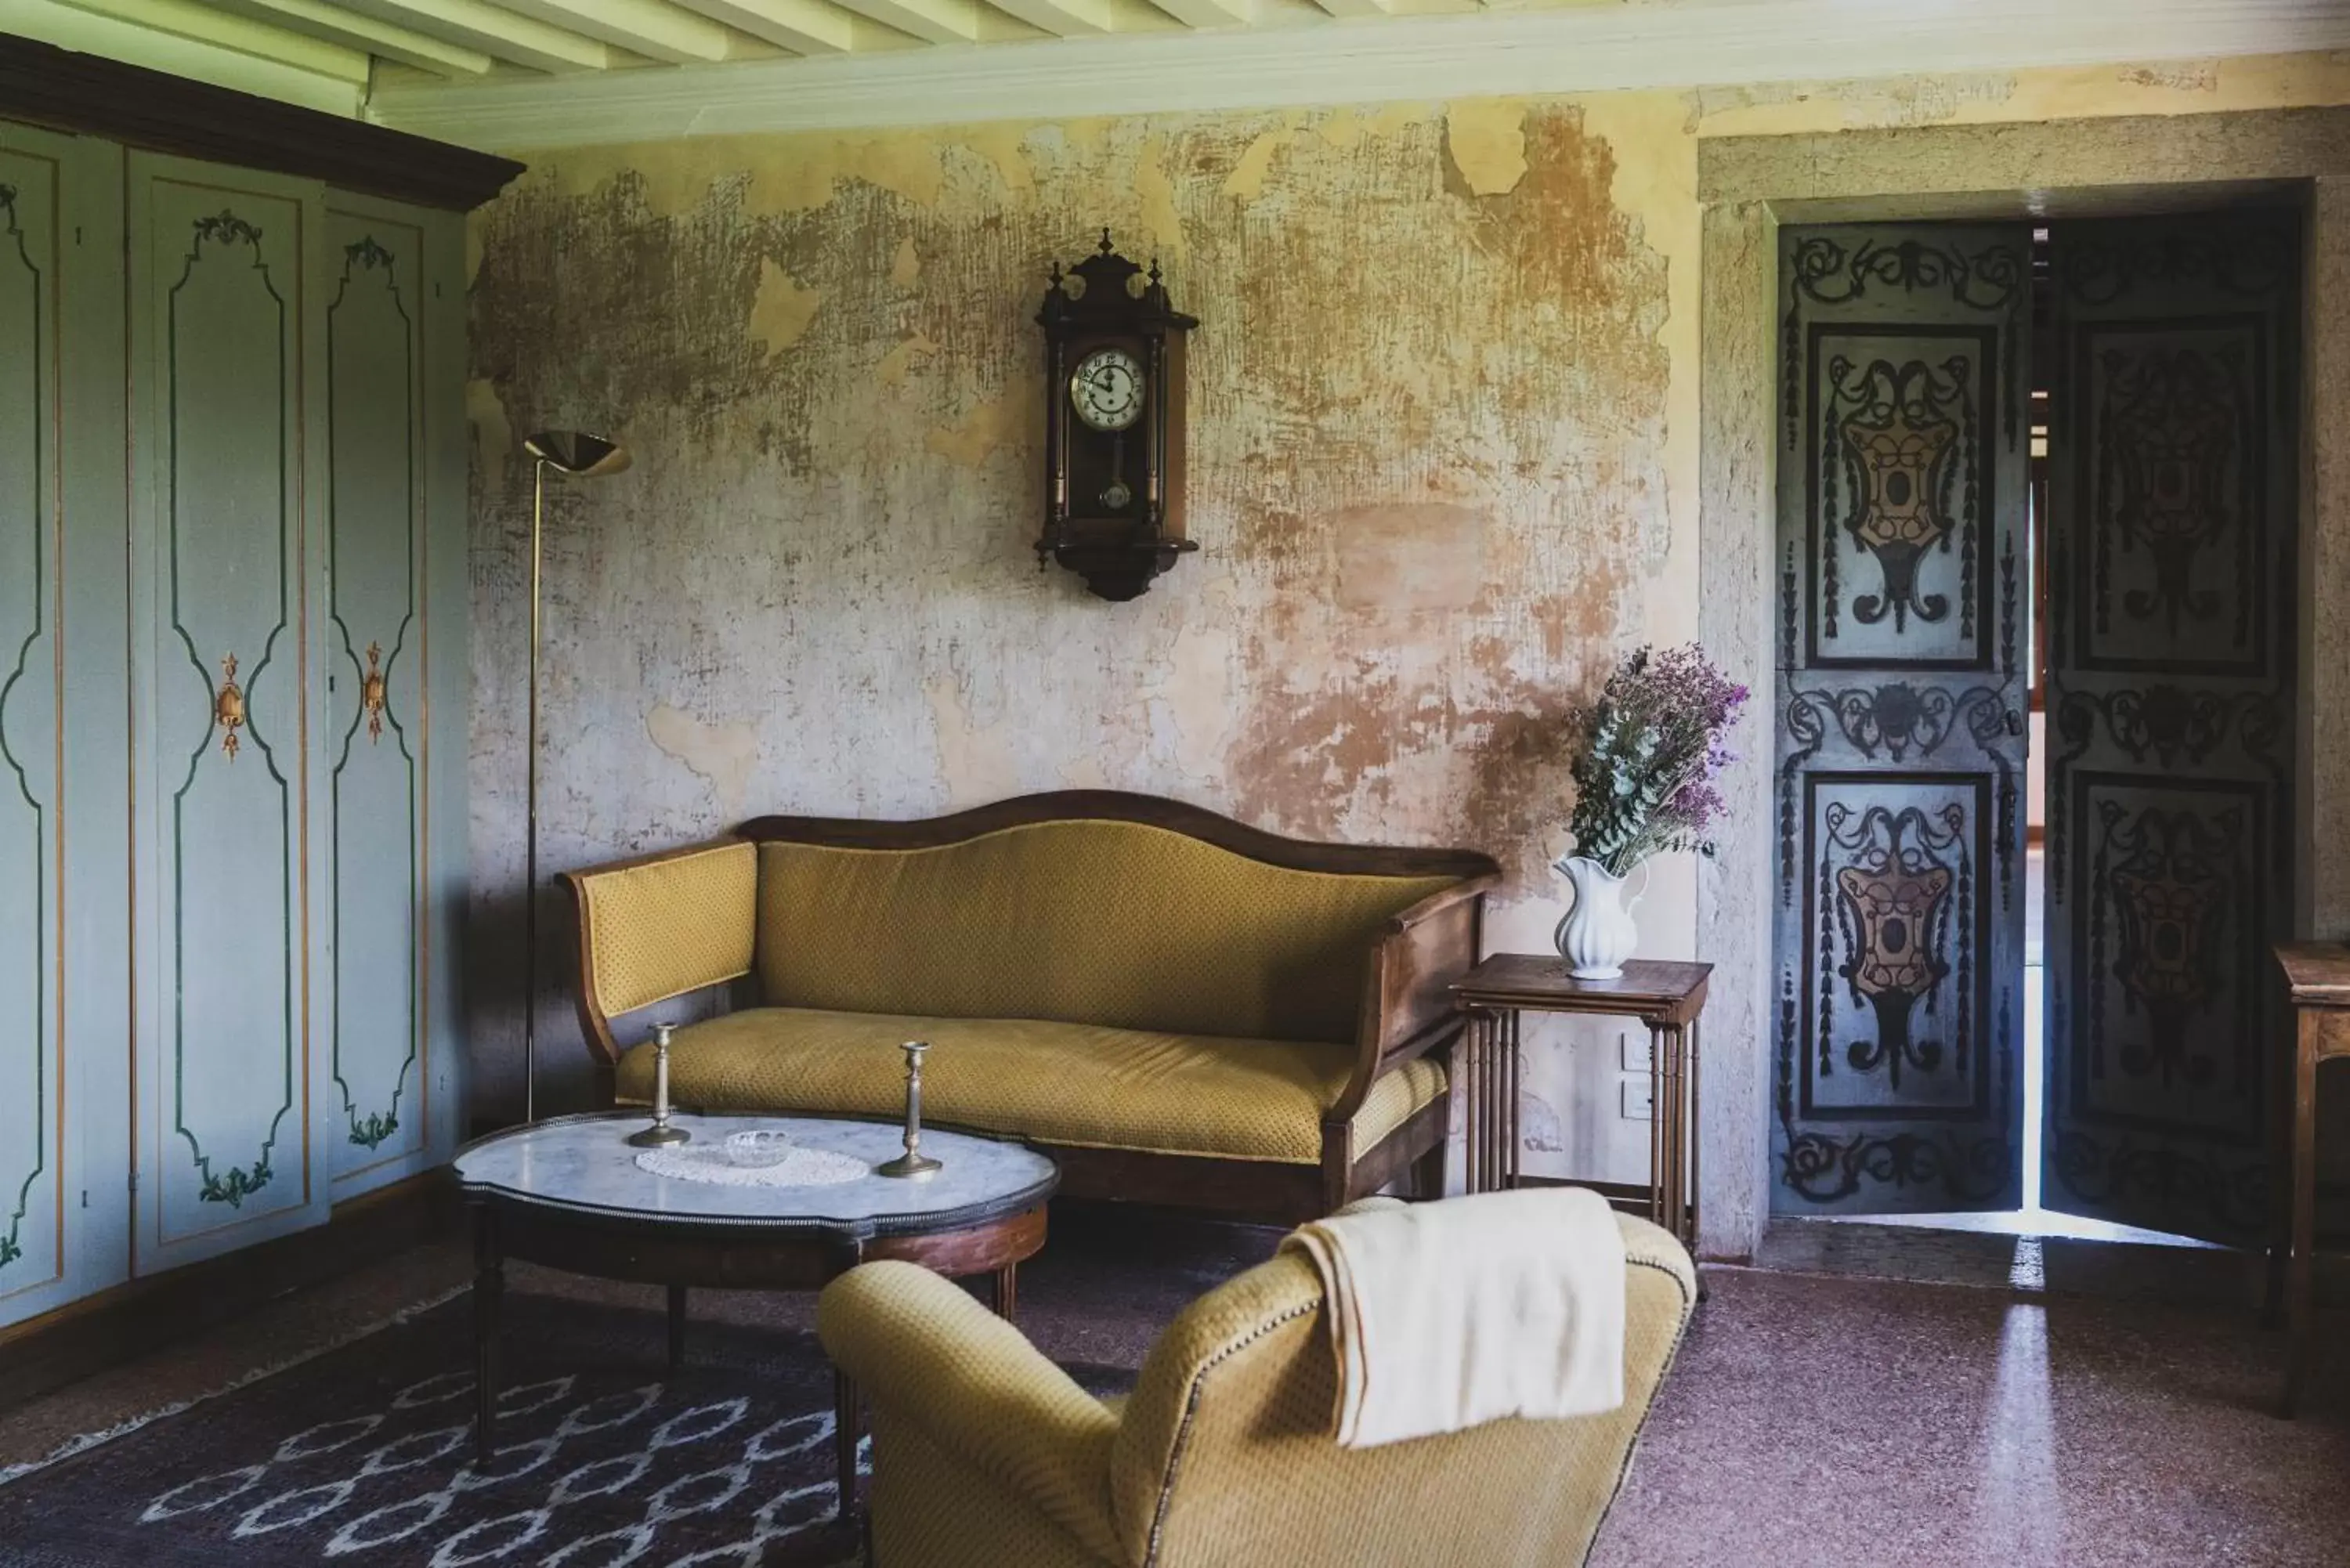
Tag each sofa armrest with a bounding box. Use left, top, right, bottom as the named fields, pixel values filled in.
left=555, top=837, right=757, bottom=1071
left=819, top=1261, right=1125, bottom=1561
left=1327, top=874, right=1495, bottom=1122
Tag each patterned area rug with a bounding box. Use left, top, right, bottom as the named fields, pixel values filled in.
left=0, top=1288, right=1131, bottom=1567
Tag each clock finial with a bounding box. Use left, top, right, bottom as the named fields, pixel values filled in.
left=1098, top=227, right=1115, bottom=255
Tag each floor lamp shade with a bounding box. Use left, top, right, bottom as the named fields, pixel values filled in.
left=522, top=430, right=629, bottom=1124
left=524, top=430, right=631, bottom=479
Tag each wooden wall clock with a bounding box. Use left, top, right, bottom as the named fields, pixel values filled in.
left=1034, top=231, right=1197, bottom=602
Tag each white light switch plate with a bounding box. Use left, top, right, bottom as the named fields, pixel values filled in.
left=1621, top=1078, right=1654, bottom=1121
left=1618, top=1031, right=1644, bottom=1072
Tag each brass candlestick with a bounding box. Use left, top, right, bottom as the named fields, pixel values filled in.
left=626, top=1021, right=690, bottom=1147
left=877, top=1040, right=942, bottom=1179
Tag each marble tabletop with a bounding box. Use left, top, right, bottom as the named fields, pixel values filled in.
left=454, top=1113, right=1058, bottom=1239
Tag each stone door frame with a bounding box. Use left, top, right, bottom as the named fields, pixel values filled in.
left=1694, top=107, right=2350, bottom=1259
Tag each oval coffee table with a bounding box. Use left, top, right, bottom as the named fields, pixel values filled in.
left=453, top=1111, right=1058, bottom=1519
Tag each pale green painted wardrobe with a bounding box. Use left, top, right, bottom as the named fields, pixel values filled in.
left=0, top=114, right=478, bottom=1328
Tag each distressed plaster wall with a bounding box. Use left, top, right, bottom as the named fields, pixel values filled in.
left=468, top=50, right=2350, bottom=1258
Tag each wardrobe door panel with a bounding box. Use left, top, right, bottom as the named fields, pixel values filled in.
left=324, top=199, right=429, bottom=1190
left=418, top=208, right=468, bottom=1168
left=0, top=137, right=68, bottom=1324
left=0, top=124, right=130, bottom=1329
left=128, top=156, right=330, bottom=1270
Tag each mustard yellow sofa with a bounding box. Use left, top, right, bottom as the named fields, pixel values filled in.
left=559, top=793, right=1499, bottom=1219
left=817, top=1201, right=1697, bottom=1567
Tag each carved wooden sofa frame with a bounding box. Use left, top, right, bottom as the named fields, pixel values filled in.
left=559, top=792, right=1499, bottom=1222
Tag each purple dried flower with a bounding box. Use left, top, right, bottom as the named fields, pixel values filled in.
left=1565, top=642, right=1748, bottom=875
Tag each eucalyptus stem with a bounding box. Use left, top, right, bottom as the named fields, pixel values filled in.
left=1565, top=644, right=1748, bottom=880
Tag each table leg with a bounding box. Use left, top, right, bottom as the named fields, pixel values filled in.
left=472, top=1209, right=502, bottom=1465
left=835, top=1367, right=861, bottom=1522
left=1666, top=1025, right=1686, bottom=1244
left=2283, top=1011, right=2319, bottom=1418
left=991, top=1263, right=1018, bottom=1322
left=1654, top=1029, right=1673, bottom=1241
left=1503, top=1010, right=1521, bottom=1190
left=667, top=1284, right=688, bottom=1373
left=1690, top=1018, right=1707, bottom=1303
left=1462, top=1012, right=1485, bottom=1194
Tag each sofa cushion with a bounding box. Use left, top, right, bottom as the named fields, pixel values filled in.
left=754, top=821, right=1461, bottom=1045
left=615, top=1007, right=1448, bottom=1165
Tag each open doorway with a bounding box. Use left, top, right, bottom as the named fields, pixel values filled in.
left=1767, top=208, right=2301, bottom=1252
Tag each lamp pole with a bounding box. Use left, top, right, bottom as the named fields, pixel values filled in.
left=519, top=431, right=630, bottom=1124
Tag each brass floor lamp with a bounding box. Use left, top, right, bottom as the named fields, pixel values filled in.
left=521, top=431, right=630, bottom=1124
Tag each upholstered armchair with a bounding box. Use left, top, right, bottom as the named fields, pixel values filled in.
left=815, top=1209, right=1696, bottom=1567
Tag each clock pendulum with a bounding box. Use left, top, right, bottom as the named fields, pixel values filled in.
left=1102, top=434, right=1130, bottom=512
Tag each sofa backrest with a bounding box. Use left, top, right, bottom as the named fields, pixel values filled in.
left=751, top=818, right=1462, bottom=1044
left=572, top=838, right=759, bottom=1022
left=1104, top=1213, right=1697, bottom=1568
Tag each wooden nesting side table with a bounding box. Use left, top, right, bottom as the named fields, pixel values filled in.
left=1452, top=956, right=1711, bottom=1249
left=2273, top=944, right=2350, bottom=1416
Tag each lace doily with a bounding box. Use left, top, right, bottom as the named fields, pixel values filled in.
left=633, top=1142, right=869, bottom=1187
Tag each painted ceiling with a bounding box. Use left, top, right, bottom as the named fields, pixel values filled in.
left=7, top=0, right=2348, bottom=146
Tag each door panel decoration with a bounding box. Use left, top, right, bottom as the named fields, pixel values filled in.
left=212, top=652, right=245, bottom=760
left=1773, top=223, right=2030, bottom=1214
left=2043, top=213, right=2298, bottom=1243
left=153, top=190, right=306, bottom=1226
left=326, top=219, right=424, bottom=1167
left=0, top=166, right=61, bottom=1288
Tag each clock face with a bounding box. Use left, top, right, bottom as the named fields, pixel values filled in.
left=1070, top=347, right=1145, bottom=433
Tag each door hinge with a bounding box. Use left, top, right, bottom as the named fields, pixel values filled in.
left=128, top=1170, right=139, bottom=1194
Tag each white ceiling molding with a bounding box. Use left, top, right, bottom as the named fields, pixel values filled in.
left=367, top=0, right=2350, bottom=152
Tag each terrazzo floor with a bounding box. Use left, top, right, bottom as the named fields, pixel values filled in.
left=2, top=1211, right=2345, bottom=1566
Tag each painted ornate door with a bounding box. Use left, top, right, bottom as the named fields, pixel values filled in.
left=0, top=124, right=130, bottom=1331
left=2041, top=212, right=2299, bottom=1243
left=0, top=146, right=64, bottom=1318
left=1771, top=223, right=2033, bottom=1214
left=128, top=155, right=331, bottom=1270
left=324, top=199, right=431, bottom=1190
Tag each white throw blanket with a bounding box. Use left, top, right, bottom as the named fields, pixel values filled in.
left=1278, top=1187, right=1627, bottom=1449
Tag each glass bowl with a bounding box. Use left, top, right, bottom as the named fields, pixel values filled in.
left=724, top=1129, right=794, bottom=1168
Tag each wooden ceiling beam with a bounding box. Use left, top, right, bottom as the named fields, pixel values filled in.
left=818, top=0, right=977, bottom=45
left=1144, top=0, right=1249, bottom=27
left=669, top=0, right=858, bottom=55
left=204, top=0, right=497, bottom=75
left=980, top=0, right=1112, bottom=38
left=336, top=0, right=617, bottom=72
left=490, top=0, right=746, bottom=63
left=45, top=0, right=372, bottom=81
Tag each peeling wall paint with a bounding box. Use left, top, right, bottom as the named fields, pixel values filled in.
left=468, top=50, right=2350, bottom=1200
